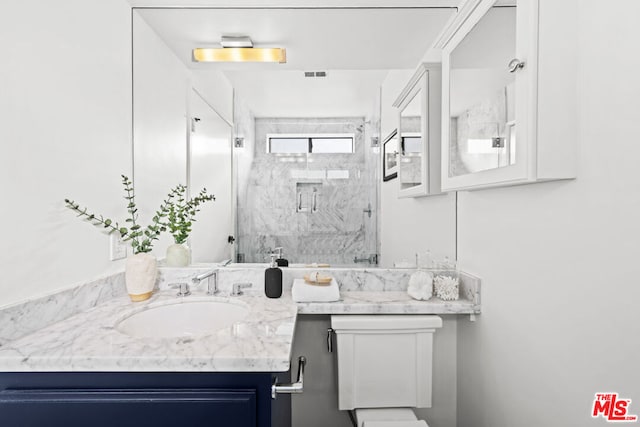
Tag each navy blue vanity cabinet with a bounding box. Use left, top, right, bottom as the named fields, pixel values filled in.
left=0, top=372, right=291, bottom=427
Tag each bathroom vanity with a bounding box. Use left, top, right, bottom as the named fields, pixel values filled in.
left=0, top=372, right=282, bottom=427
left=0, top=288, right=298, bottom=426
left=0, top=266, right=480, bottom=426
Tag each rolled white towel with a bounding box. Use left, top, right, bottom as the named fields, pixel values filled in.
left=407, top=270, right=433, bottom=301
left=292, top=278, right=340, bottom=302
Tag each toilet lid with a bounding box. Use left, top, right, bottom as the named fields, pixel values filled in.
left=363, top=421, right=428, bottom=427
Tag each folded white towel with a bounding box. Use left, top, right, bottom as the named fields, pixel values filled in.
left=292, top=278, right=340, bottom=302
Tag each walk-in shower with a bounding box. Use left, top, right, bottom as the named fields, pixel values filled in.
left=234, top=116, right=379, bottom=266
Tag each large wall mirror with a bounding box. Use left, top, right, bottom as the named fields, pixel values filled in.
left=132, top=8, right=456, bottom=267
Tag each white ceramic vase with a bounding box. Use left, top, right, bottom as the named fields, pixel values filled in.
left=125, top=252, right=157, bottom=302
left=165, top=243, right=191, bottom=267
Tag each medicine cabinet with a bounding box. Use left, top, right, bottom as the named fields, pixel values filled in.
left=441, top=0, right=577, bottom=191
left=394, top=63, right=443, bottom=197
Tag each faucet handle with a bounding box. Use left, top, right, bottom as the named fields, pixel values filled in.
left=232, top=283, right=252, bottom=296
left=169, top=282, right=191, bottom=297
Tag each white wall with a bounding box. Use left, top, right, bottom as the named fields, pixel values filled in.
left=456, top=1, right=640, bottom=426
left=379, top=70, right=457, bottom=267
left=379, top=69, right=459, bottom=426
left=133, top=12, right=190, bottom=257
left=0, top=0, right=132, bottom=307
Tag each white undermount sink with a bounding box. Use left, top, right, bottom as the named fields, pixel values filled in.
left=116, top=299, right=249, bottom=339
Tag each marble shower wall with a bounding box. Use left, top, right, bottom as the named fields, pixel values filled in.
left=237, top=117, right=379, bottom=265
left=233, top=93, right=256, bottom=232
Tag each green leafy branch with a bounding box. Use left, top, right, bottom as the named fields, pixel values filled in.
left=64, top=175, right=179, bottom=254
left=167, top=185, right=215, bottom=245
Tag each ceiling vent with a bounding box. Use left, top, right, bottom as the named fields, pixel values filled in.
left=304, top=71, right=328, bottom=78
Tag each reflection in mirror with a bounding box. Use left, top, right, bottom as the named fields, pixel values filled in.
left=235, top=117, right=379, bottom=266
left=189, top=89, right=233, bottom=263
left=449, top=4, right=516, bottom=178
left=382, top=130, right=398, bottom=182
left=132, top=7, right=457, bottom=267
left=133, top=11, right=234, bottom=264
left=399, top=91, right=423, bottom=187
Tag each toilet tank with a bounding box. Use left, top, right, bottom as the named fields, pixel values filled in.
left=331, top=315, right=443, bottom=410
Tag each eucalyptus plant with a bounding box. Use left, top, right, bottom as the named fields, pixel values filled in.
left=64, top=175, right=178, bottom=254
left=166, top=185, right=215, bottom=245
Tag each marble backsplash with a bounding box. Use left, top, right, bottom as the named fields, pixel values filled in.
left=0, top=265, right=480, bottom=346
left=0, top=272, right=126, bottom=346
left=158, top=265, right=481, bottom=307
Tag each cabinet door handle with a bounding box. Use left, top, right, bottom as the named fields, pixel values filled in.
left=508, top=58, right=525, bottom=73
left=272, top=356, right=306, bottom=399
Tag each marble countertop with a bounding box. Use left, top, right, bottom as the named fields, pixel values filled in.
left=0, top=269, right=480, bottom=372
left=295, top=291, right=478, bottom=314
left=0, top=291, right=298, bottom=373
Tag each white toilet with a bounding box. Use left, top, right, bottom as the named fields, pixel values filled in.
left=331, top=315, right=443, bottom=427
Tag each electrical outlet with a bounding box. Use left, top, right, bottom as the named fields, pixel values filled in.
left=109, top=233, right=127, bottom=261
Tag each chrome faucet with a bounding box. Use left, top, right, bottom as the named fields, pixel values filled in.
left=192, top=270, right=219, bottom=295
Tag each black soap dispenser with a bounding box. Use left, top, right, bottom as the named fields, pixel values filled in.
left=275, top=247, right=289, bottom=267
left=265, top=254, right=283, bottom=298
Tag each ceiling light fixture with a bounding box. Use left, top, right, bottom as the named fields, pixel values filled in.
left=193, top=36, right=286, bottom=63
left=220, top=36, right=253, bottom=48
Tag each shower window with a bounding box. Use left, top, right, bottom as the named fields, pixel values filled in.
left=267, top=134, right=354, bottom=154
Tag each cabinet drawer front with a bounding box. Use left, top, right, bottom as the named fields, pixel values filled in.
left=0, top=388, right=256, bottom=427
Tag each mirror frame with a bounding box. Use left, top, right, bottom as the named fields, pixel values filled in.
left=395, top=65, right=429, bottom=197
